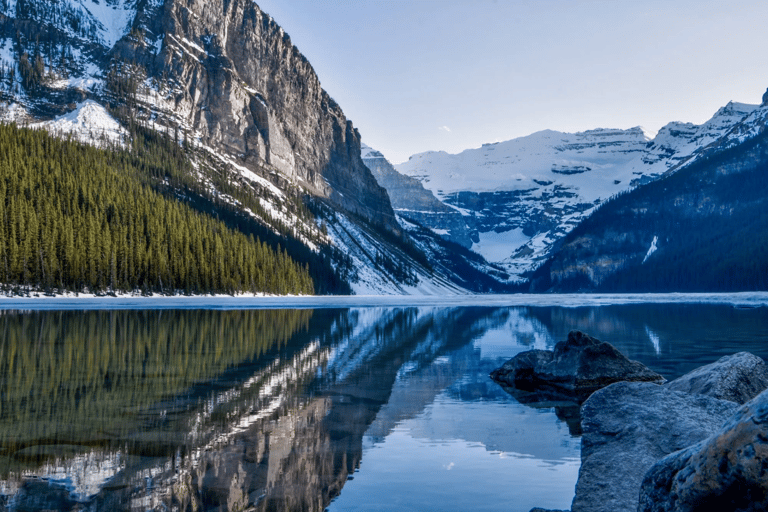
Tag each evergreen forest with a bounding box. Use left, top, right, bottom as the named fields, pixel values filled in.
left=0, top=123, right=315, bottom=295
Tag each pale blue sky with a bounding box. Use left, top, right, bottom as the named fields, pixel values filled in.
left=255, top=1, right=768, bottom=163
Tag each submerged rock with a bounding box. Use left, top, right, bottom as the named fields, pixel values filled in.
left=638, top=387, right=768, bottom=511
left=500, top=385, right=583, bottom=435
left=572, top=381, right=738, bottom=512
left=666, top=351, right=768, bottom=405
left=490, top=331, right=664, bottom=397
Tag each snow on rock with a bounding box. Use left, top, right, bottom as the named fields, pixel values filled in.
left=78, top=0, right=135, bottom=48
left=49, top=76, right=102, bottom=92
left=325, top=211, right=468, bottom=296
left=643, top=236, right=659, bottom=264
left=33, top=100, right=127, bottom=148
left=472, top=228, right=528, bottom=263
left=360, top=142, right=384, bottom=160
left=0, top=102, right=28, bottom=123
left=397, top=127, right=653, bottom=199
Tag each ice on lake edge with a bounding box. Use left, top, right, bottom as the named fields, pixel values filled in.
left=0, top=292, right=768, bottom=310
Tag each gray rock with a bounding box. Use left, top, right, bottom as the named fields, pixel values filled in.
left=572, top=381, right=738, bottom=512
left=362, top=145, right=476, bottom=248
left=638, top=387, right=768, bottom=511
left=530, top=509, right=569, bottom=512
left=490, top=331, right=664, bottom=395
left=119, top=0, right=401, bottom=233
left=666, top=351, right=768, bottom=405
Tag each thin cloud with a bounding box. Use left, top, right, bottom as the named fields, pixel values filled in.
left=439, top=125, right=451, bottom=132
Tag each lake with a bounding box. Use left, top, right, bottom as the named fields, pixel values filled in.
left=1, top=299, right=768, bottom=511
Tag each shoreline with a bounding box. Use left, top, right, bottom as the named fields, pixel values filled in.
left=0, top=292, right=767, bottom=310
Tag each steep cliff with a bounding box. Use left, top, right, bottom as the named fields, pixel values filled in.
left=0, top=0, right=444, bottom=294
left=124, top=0, right=398, bottom=231
left=361, top=143, right=475, bottom=248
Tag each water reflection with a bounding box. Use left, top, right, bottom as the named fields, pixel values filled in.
left=0, top=304, right=766, bottom=511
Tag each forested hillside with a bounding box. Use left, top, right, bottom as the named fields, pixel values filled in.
left=0, top=123, right=315, bottom=295
left=529, top=126, right=768, bottom=292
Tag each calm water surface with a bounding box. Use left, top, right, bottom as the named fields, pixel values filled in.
left=1, top=304, right=767, bottom=511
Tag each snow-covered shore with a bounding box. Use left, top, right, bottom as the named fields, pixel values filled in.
left=0, top=292, right=767, bottom=310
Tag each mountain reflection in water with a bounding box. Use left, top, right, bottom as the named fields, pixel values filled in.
left=0, top=304, right=766, bottom=511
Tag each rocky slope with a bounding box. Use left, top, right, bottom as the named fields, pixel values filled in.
left=0, top=0, right=483, bottom=294
left=392, top=101, right=763, bottom=280
left=361, top=143, right=476, bottom=248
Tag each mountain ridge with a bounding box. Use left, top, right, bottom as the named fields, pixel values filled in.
left=376, top=99, right=767, bottom=281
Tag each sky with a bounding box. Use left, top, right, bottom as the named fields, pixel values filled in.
left=255, top=1, right=768, bottom=164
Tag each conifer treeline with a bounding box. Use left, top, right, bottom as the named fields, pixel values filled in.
left=0, top=123, right=314, bottom=294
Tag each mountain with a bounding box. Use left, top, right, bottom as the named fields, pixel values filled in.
left=361, top=143, right=476, bottom=248
left=2, top=0, right=766, bottom=295
left=390, top=101, right=764, bottom=280
left=360, top=143, right=518, bottom=293
left=0, top=0, right=475, bottom=295
left=528, top=99, right=768, bottom=292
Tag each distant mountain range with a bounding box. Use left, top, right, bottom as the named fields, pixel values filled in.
left=364, top=100, right=768, bottom=283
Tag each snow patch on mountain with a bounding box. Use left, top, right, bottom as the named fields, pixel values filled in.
left=33, top=100, right=127, bottom=147
left=643, top=236, right=659, bottom=264
left=361, top=142, right=384, bottom=160
left=0, top=102, right=26, bottom=122
left=472, top=229, right=528, bottom=262
left=75, top=0, right=135, bottom=47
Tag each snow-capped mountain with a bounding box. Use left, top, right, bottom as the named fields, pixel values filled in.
left=530, top=99, right=768, bottom=292
left=392, top=101, right=766, bottom=280
left=0, top=0, right=480, bottom=295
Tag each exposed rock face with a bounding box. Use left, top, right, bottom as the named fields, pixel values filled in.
left=1, top=0, right=399, bottom=233
left=639, top=387, right=768, bottom=512
left=666, top=352, right=768, bottom=405
left=361, top=144, right=475, bottom=247
left=490, top=331, right=664, bottom=395
left=573, top=381, right=738, bottom=512
left=150, top=0, right=398, bottom=230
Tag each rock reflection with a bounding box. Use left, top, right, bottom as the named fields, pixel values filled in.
left=0, top=307, right=510, bottom=511
left=2, top=304, right=767, bottom=511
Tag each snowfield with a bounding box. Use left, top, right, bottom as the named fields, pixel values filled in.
left=32, top=100, right=128, bottom=147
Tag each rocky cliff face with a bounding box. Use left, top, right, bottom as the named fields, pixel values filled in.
left=0, top=0, right=399, bottom=232
left=361, top=143, right=476, bottom=248
left=149, top=0, right=397, bottom=230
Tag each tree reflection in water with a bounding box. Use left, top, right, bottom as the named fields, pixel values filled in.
left=0, top=304, right=766, bottom=511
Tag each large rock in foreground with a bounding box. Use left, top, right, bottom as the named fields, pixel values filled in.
left=572, top=381, right=738, bottom=512
left=638, top=387, right=768, bottom=511
left=490, top=331, right=664, bottom=396
left=666, top=351, right=768, bottom=405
